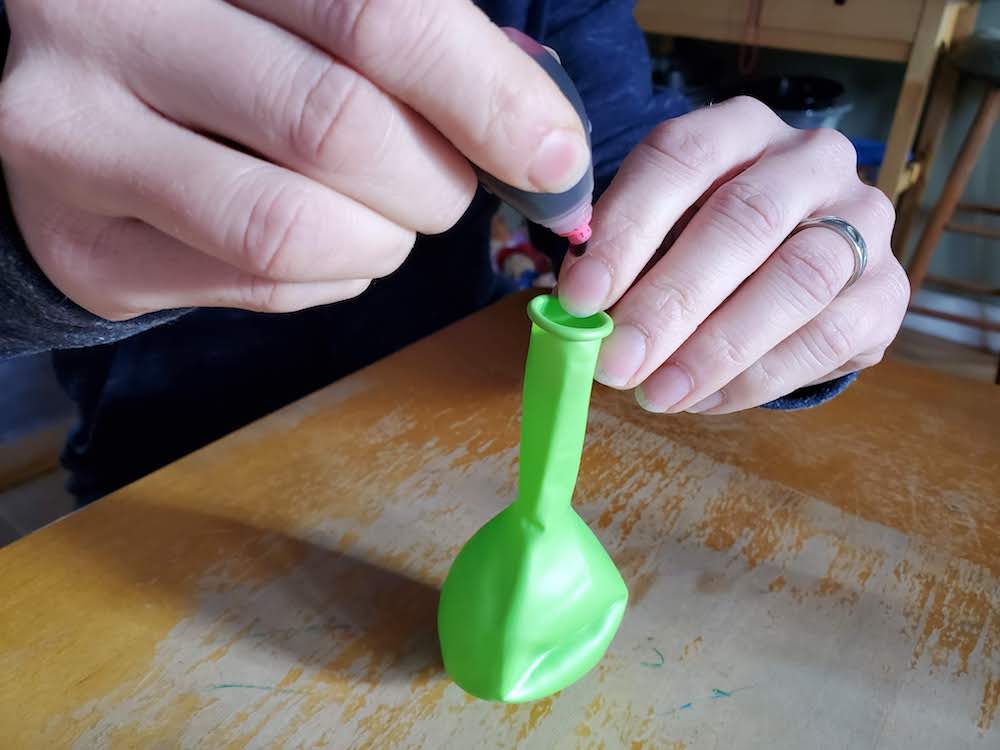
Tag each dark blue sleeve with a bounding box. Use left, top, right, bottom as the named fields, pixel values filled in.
left=525, top=0, right=684, bottom=261
left=761, top=372, right=857, bottom=410
left=0, top=192, right=189, bottom=359
left=535, top=0, right=686, bottom=196
left=0, top=3, right=188, bottom=359
left=531, top=0, right=854, bottom=410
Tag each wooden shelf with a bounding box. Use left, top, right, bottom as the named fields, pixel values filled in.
left=634, top=0, right=919, bottom=62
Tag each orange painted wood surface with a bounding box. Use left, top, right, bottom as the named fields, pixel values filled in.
left=1, top=291, right=997, bottom=749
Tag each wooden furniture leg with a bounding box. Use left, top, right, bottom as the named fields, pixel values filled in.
left=892, top=62, right=961, bottom=257
left=907, top=87, right=1000, bottom=295
left=877, top=0, right=961, bottom=202
left=891, top=2, right=980, bottom=259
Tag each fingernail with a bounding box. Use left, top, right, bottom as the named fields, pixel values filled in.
left=686, top=391, right=724, bottom=414
left=634, top=387, right=659, bottom=412
left=595, top=324, right=646, bottom=388
left=559, top=257, right=610, bottom=317
left=528, top=128, right=589, bottom=193
left=635, top=365, right=691, bottom=412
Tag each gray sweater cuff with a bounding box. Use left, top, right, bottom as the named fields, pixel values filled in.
left=0, top=2, right=189, bottom=359
left=0, top=209, right=189, bottom=358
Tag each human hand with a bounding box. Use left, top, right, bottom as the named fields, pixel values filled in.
left=558, top=97, right=909, bottom=414
left=0, top=0, right=588, bottom=319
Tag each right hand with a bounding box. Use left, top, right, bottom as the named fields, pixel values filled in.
left=0, top=0, right=588, bottom=319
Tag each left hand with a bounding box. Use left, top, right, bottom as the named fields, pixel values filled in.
left=558, top=97, right=909, bottom=414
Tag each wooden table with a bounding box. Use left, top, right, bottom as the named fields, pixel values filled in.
left=1, top=292, right=997, bottom=749
left=634, top=0, right=980, bottom=213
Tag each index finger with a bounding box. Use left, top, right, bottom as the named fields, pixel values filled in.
left=230, top=0, right=589, bottom=192
left=558, top=97, right=790, bottom=317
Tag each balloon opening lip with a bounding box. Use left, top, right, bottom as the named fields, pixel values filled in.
left=527, top=295, right=613, bottom=341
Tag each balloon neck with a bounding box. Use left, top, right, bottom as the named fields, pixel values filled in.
left=515, top=295, right=613, bottom=526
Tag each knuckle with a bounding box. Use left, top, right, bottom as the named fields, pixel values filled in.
left=289, top=62, right=365, bottom=168
left=626, top=275, right=700, bottom=354
left=241, top=277, right=373, bottom=313
left=0, top=69, right=116, bottom=175
left=728, top=95, right=767, bottom=116
left=803, top=311, right=855, bottom=369
left=477, top=68, right=528, bottom=157
left=773, top=235, right=845, bottom=309
left=0, top=77, right=45, bottom=162
left=894, top=270, right=911, bottom=308
left=644, top=119, right=719, bottom=177
left=242, top=276, right=289, bottom=314
left=877, top=264, right=910, bottom=330
left=885, top=261, right=911, bottom=305
left=238, top=181, right=310, bottom=280
left=84, top=300, right=138, bottom=322
left=71, top=280, right=141, bottom=320
left=644, top=273, right=701, bottom=326
left=420, top=186, right=475, bottom=234
left=805, top=127, right=858, bottom=171
left=702, top=325, right=757, bottom=372
left=858, top=349, right=886, bottom=369
left=321, top=0, right=388, bottom=64
left=343, top=278, right=373, bottom=300
left=862, top=185, right=897, bottom=234
left=754, top=356, right=789, bottom=395
left=369, top=229, right=416, bottom=278
left=707, top=180, right=785, bottom=243
left=323, top=0, right=436, bottom=76
left=728, top=96, right=785, bottom=127
left=8, top=0, right=57, bottom=31
left=47, top=226, right=140, bottom=320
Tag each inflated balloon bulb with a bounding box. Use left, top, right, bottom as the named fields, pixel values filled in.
left=438, top=295, right=628, bottom=703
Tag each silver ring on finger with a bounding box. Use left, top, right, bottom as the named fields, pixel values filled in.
left=790, top=215, right=868, bottom=292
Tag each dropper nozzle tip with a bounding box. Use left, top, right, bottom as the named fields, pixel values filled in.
left=564, top=223, right=592, bottom=246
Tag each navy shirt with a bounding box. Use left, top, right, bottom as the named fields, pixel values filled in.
left=0, top=1, right=850, bottom=503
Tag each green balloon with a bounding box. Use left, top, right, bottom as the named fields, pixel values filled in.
left=438, top=294, right=628, bottom=703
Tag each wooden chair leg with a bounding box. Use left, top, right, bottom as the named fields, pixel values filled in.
left=892, top=60, right=961, bottom=259
left=907, top=86, right=1000, bottom=297
left=893, top=2, right=980, bottom=258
